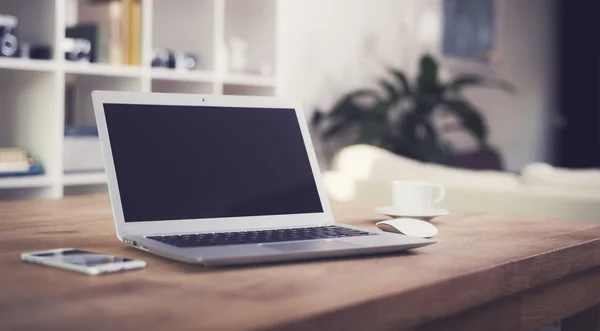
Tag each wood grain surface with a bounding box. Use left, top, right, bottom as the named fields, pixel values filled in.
left=1, top=195, right=600, bottom=331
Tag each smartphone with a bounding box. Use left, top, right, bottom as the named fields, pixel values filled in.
left=21, top=248, right=146, bottom=275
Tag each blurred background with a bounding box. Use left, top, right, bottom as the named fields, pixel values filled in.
left=0, top=0, right=598, bottom=209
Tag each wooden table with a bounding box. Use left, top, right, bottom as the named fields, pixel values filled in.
left=2, top=195, right=600, bottom=331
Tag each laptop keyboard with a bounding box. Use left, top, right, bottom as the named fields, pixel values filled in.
left=147, top=226, right=374, bottom=248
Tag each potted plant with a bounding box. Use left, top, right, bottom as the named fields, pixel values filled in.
left=312, top=54, right=515, bottom=164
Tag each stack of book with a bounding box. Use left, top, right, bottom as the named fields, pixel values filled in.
left=0, top=148, right=44, bottom=177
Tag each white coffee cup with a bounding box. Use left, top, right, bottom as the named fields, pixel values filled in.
left=391, top=180, right=445, bottom=214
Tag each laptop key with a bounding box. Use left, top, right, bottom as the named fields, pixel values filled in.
left=147, top=226, right=375, bottom=248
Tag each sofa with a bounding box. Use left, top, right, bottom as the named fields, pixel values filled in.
left=323, top=145, right=600, bottom=223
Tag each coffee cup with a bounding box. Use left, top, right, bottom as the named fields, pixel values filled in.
left=391, top=180, right=445, bottom=214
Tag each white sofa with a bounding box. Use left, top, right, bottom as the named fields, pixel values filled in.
left=323, top=145, right=600, bottom=223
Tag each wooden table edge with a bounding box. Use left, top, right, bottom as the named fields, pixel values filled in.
left=261, top=236, right=600, bottom=331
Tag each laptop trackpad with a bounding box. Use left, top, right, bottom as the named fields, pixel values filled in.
left=262, top=240, right=359, bottom=252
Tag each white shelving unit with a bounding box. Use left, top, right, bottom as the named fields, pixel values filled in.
left=0, top=0, right=281, bottom=200
left=62, top=172, right=107, bottom=186
left=0, top=176, right=54, bottom=189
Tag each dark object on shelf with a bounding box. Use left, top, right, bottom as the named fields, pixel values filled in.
left=66, top=24, right=98, bottom=62
left=151, top=48, right=198, bottom=70
left=0, top=14, right=19, bottom=57
left=312, top=54, right=515, bottom=165
left=64, top=38, right=92, bottom=62
left=19, top=43, right=52, bottom=60
left=0, top=148, right=44, bottom=177
left=151, top=48, right=171, bottom=67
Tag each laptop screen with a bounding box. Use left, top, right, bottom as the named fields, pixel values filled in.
left=103, top=103, right=323, bottom=222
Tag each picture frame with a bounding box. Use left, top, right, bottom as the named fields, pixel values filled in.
left=442, top=0, right=495, bottom=64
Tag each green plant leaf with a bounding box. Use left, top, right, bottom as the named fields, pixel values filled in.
left=373, top=100, right=392, bottom=117
left=311, top=110, right=324, bottom=126
left=417, top=54, right=440, bottom=92
left=442, top=100, right=488, bottom=142
left=322, top=115, right=358, bottom=139
left=323, top=88, right=384, bottom=140
left=329, top=89, right=377, bottom=117
left=422, top=122, right=438, bottom=142
left=447, top=74, right=516, bottom=94
left=359, top=118, right=385, bottom=144
left=389, top=136, right=447, bottom=164
left=400, top=112, right=421, bottom=142
left=419, top=143, right=447, bottom=163
left=389, top=68, right=411, bottom=93
left=379, top=79, right=398, bottom=102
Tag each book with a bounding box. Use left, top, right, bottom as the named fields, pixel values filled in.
left=0, top=148, right=44, bottom=176
left=0, top=148, right=29, bottom=173
left=108, top=0, right=131, bottom=65
left=128, top=0, right=142, bottom=65
left=121, top=0, right=131, bottom=65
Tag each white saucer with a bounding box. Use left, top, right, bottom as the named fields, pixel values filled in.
left=374, top=206, right=450, bottom=218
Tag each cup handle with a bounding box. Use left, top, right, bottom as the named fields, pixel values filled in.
left=432, top=184, right=446, bottom=205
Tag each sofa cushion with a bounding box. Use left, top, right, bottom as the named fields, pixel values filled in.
left=522, top=163, right=600, bottom=191
left=331, top=144, right=521, bottom=190
left=323, top=170, right=600, bottom=223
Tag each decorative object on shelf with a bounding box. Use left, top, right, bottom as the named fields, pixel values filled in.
left=64, top=126, right=104, bottom=173
left=151, top=48, right=171, bottom=67
left=63, top=38, right=92, bottom=62
left=312, top=54, right=514, bottom=165
left=18, top=42, right=29, bottom=58
left=66, top=24, right=99, bottom=63
left=173, top=51, right=197, bottom=71
left=443, top=0, right=497, bottom=64
left=19, top=44, right=53, bottom=60
left=249, top=63, right=273, bottom=77
left=0, top=14, right=18, bottom=57
left=0, top=148, right=44, bottom=177
left=228, top=36, right=248, bottom=73
left=151, top=49, right=198, bottom=70
left=0, top=14, right=53, bottom=60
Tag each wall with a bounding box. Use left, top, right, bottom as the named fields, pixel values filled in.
left=444, top=0, right=557, bottom=171
left=280, top=0, right=556, bottom=171
left=278, top=0, right=418, bottom=168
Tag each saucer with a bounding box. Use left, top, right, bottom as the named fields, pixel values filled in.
left=374, top=206, right=450, bottom=218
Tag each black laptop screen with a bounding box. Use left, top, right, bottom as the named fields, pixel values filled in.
left=103, top=103, right=323, bottom=222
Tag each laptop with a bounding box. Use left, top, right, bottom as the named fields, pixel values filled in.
left=92, top=91, right=435, bottom=266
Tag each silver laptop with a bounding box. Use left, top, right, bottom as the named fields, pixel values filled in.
left=92, top=91, right=435, bottom=266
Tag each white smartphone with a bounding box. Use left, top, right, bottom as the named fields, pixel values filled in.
left=21, top=248, right=146, bottom=275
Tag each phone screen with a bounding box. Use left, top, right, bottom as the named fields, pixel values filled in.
left=32, top=249, right=134, bottom=266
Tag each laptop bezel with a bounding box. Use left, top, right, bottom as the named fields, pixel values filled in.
left=92, top=91, right=334, bottom=239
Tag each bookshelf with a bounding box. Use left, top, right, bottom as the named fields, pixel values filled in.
left=0, top=0, right=282, bottom=200
left=62, top=172, right=108, bottom=186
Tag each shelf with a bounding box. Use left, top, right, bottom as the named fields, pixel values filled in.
left=64, top=63, right=144, bottom=78
left=0, top=58, right=57, bottom=73
left=0, top=176, right=53, bottom=189
left=151, top=68, right=215, bottom=83
left=62, top=172, right=107, bottom=186
left=0, top=0, right=280, bottom=201
left=222, top=73, right=277, bottom=87
left=153, top=0, right=215, bottom=70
